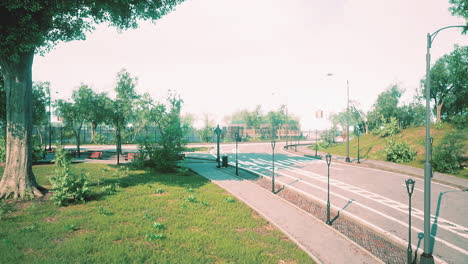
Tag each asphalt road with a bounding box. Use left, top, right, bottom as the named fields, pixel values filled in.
left=189, top=141, right=468, bottom=264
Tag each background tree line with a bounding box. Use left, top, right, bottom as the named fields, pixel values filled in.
left=329, top=44, right=467, bottom=138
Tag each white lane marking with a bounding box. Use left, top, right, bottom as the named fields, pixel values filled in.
left=239, top=155, right=466, bottom=238
left=211, top=149, right=465, bottom=236
left=278, top=144, right=458, bottom=190
left=241, top=157, right=468, bottom=241
left=230, top=148, right=242, bottom=154
left=276, top=164, right=468, bottom=240
left=238, top=165, right=450, bottom=264
left=256, top=166, right=468, bottom=256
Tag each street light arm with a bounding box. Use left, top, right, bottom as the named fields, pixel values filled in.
left=429, top=25, right=465, bottom=48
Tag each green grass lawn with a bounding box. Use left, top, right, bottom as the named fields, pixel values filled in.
left=0, top=163, right=312, bottom=263
left=183, top=146, right=211, bottom=152
left=311, top=124, right=467, bottom=178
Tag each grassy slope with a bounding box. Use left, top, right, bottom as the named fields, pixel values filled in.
left=313, top=124, right=467, bottom=178
left=0, top=164, right=312, bottom=263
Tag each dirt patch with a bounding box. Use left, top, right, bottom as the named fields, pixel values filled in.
left=44, top=217, right=58, bottom=223
left=235, top=228, right=247, bottom=232
left=23, top=248, right=35, bottom=255
left=148, top=193, right=168, bottom=197
left=251, top=211, right=262, bottom=220
left=253, top=223, right=275, bottom=235
left=52, top=237, right=65, bottom=244
left=278, top=260, right=297, bottom=264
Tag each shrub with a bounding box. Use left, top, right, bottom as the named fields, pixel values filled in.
left=92, top=133, right=107, bottom=144
left=384, top=138, right=416, bottom=163
left=177, top=159, right=190, bottom=176
left=379, top=117, right=400, bottom=137
left=32, top=141, right=46, bottom=162
left=448, top=114, right=468, bottom=129
left=320, top=127, right=339, bottom=147
left=101, top=184, right=118, bottom=195
left=433, top=131, right=465, bottom=173
left=50, top=146, right=90, bottom=206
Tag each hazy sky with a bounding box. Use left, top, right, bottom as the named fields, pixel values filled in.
left=33, top=0, right=467, bottom=129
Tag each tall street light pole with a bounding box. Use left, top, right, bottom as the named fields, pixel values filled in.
left=421, top=25, right=464, bottom=264
left=325, top=153, right=332, bottom=225
left=327, top=73, right=350, bottom=162
left=235, top=132, right=241, bottom=176
left=271, top=139, right=276, bottom=193
left=345, top=80, right=350, bottom=162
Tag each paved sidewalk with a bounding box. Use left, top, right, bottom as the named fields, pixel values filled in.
left=187, top=162, right=383, bottom=264
left=286, top=144, right=468, bottom=190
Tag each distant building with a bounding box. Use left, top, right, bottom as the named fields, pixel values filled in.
left=224, top=121, right=301, bottom=140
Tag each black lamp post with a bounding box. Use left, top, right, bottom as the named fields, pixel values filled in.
left=326, top=153, right=332, bottom=225
left=271, top=139, right=276, bottom=193
left=405, top=178, right=415, bottom=264
left=214, top=125, right=222, bottom=168
left=235, top=132, right=241, bottom=176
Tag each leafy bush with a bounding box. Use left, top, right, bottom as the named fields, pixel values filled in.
left=320, top=127, right=339, bottom=147
left=199, top=127, right=213, bottom=143
left=384, top=138, right=416, bottom=163
left=32, top=141, right=46, bottom=162
left=101, top=184, right=118, bottom=195
left=379, top=117, right=400, bottom=137
left=433, top=131, right=465, bottom=173
left=92, top=133, right=107, bottom=144
left=177, top=159, right=190, bottom=176
left=50, top=146, right=90, bottom=206
left=448, top=114, right=468, bottom=129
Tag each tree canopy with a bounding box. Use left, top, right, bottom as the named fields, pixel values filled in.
left=0, top=0, right=185, bottom=199
left=423, top=45, right=468, bottom=122
left=0, top=1, right=183, bottom=62
left=449, top=0, right=468, bottom=33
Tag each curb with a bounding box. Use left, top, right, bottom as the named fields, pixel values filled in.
left=229, top=162, right=449, bottom=264
left=211, top=168, right=324, bottom=264
left=216, top=164, right=383, bottom=264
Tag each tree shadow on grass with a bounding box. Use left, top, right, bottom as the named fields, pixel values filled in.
left=102, top=166, right=210, bottom=190
left=85, top=166, right=211, bottom=202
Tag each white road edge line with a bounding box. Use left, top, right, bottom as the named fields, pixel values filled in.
left=243, top=164, right=468, bottom=256
left=236, top=165, right=449, bottom=264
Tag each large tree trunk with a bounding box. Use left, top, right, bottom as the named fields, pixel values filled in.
left=90, top=122, right=97, bottom=143
left=116, top=127, right=121, bottom=165
left=73, top=127, right=81, bottom=158
left=436, top=101, right=443, bottom=123
left=0, top=52, right=46, bottom=199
